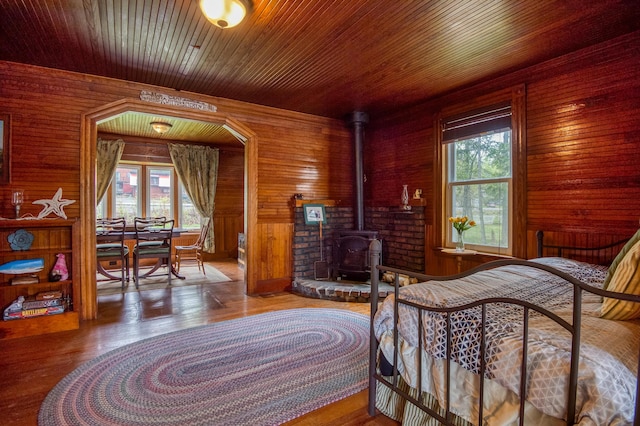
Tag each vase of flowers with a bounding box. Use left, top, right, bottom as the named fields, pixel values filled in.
left=449, top=216, right=476, bottom=252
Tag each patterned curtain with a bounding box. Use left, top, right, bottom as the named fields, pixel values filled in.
left=168, top=143, right=219, bottom=252
left=96, top=138, right=125, bottom=205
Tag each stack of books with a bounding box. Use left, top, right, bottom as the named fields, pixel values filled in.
left=3, top=290, right=66, bottom=321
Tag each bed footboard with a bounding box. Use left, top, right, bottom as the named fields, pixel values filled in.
left=368, top=237, right=640, bottom=425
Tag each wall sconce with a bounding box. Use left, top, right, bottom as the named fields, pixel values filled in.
left=150, top=121, right=172, bottom=135
left=199, top=0, right=251, bottom=29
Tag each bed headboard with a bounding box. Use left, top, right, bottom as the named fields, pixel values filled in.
left=536, top=230, right=629, bottom=266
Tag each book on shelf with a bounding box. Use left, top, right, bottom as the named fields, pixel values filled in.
left=36, top=290, right=63, bottom=300
left=21, top=296, right=64, bottom=310
left=3, top=304, right=65, bottom=321
left=2, top=291, right=68, bottom=321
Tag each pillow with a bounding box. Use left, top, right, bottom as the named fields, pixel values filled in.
left=603, top=228, right=640, bottom=290
left=600, top=238, right=640, bottom=320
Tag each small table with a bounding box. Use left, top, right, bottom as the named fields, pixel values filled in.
left=441, top=248, right=478, bottom=274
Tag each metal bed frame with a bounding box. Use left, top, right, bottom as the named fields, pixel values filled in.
left=368, top=234, right=640, bottom=425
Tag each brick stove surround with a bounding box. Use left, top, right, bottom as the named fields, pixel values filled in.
left=292, top=110, right=425, bottom=301
left=292, top=203, right=425, bottom=296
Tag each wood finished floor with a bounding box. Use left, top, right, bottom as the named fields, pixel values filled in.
left=0, top=259, right=398, bottom=426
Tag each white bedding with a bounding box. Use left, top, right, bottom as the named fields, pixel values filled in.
left=373, top=257, right=640, bottom=425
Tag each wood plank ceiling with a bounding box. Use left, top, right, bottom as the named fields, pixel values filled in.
left=1, top=0, right=639, bottom=143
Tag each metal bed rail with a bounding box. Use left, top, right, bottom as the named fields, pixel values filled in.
left=368, top=238, right=640, bottom=425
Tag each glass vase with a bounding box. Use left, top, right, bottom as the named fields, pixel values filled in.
left=401, top=184, right=411, bottom=210
left=455, top=230, right=465, bottom=252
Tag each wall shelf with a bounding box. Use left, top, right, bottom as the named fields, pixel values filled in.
left=0, top=219, right=80, bottom=339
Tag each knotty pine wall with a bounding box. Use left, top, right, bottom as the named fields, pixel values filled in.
left=0, top=61, right=354, bottom=308
left=366, top=31, right=640, bottom=275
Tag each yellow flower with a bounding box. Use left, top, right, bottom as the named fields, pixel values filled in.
left=449, top=216, right=476, bottom=233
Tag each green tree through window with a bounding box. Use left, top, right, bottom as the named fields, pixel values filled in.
left=448, top=130, right=511, bottom=251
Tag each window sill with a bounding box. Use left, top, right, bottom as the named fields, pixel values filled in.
left=434, top=247, right=515, bottom=259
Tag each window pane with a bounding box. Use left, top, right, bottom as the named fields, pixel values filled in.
left=450, top=131, right=511, bottom=181
left=96, top=195, right=107, bottom=219
left=114, top=165, right=141, bottom=224
left=451, top=182, right=509, bottom=249
left=180, top=185, right=200, bottom=230
left=148, top=167, right=173, bottom=218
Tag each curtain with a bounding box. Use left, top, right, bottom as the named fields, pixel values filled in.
left=168, top=143, right=219, bottom=252
left=96, top=138, right=125, bottom=205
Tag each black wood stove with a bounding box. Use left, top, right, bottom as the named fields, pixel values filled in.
left=331, top=111, right=380, bottom=282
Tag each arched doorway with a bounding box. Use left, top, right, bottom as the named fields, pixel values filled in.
left=79, top=98, right=258, bottom=320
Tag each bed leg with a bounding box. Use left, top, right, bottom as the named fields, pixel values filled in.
left=368, top=239, right=382, bottom=416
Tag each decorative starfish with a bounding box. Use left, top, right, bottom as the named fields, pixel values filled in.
left=32, top=188, right=76, bottom=219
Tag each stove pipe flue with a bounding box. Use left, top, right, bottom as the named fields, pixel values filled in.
left=348, top=111, right=369, bottom=231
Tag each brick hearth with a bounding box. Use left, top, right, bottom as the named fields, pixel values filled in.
left=291, top=201, right=425, bottom=302
left=292, top=278, right=394, bottom=303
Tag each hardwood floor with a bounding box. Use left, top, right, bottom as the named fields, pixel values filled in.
left=0, top=259, right=398, bottom=425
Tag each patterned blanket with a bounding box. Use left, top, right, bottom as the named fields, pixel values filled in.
left=374, top=257, right=640, bottom=424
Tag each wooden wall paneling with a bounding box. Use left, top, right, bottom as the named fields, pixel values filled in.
left=366, top=32, right=640, bottom=275
left=256, top=222, right=293, bottom=292
left=525, top=36, right=640, bottom=236
left=208, top=214, right=244, bottom=258
left=366, top=115, right=434, bottom=212
left=215, top=149, right=245, bottom=215
left=256, top=123, right=353, bottom=223
left=2, top=30, right=639, bottom=309
left=1, top=61, right=353, bottom=319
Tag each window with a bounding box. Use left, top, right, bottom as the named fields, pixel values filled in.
left=97, top=163, right=199, bottom=229
left=442, top=102, right=514, bottom=255
left=115, top=165, right=141, bottom=224
left=179, top=185, right=201, bottom=229
left=146, top=166, right=173, bottom=219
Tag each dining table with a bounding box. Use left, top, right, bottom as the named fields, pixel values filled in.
left=97, top=229, right=185, bottom=281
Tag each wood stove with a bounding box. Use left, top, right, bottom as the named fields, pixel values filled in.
left=333, top=230, right=379, bottom=281
left=329, top=111, right=380, bottom=282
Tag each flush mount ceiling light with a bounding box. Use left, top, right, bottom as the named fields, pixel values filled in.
left=199, top=0, right=250, bottom=29
left=150, top=121, right=172, bottom=134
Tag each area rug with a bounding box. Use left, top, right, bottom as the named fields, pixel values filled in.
left=38, top=308, right=369, bottom=426
left=97, top=263, right=232, bottom=295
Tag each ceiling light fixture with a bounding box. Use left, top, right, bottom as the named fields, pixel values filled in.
left=199, top=0, right=250, bottom=29
left=150, top=121, right=172, bottom=134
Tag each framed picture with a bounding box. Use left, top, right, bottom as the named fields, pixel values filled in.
left=0, top=114, right=10, bottom=184
left=303, top=203, right=326, bottom=225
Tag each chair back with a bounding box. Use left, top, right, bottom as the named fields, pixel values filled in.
left=134, top=217, right=174, bottom=248
left=96, top=217, right=126, bottom=247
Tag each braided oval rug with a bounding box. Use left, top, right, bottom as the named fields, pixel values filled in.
left=38, top=308, right=369, bottom=426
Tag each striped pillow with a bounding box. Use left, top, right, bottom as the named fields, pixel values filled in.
left=601, top=239, right=640, bottom=320
left=603, top=228, right=640, bottom=290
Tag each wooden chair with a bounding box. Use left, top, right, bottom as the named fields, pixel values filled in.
left=96, top=217, right=129, bottom=289
left=132, top=217, right=174, bottom=288
left=174, top=219, right=210, bottom=275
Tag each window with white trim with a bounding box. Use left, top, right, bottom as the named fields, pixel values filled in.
left=96, top=163, right=199, bottom=230
left=443, top=103, right=513, bottom=255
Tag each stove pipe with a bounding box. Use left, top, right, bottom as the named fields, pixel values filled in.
left=348, top=111, right=369, bottom=231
